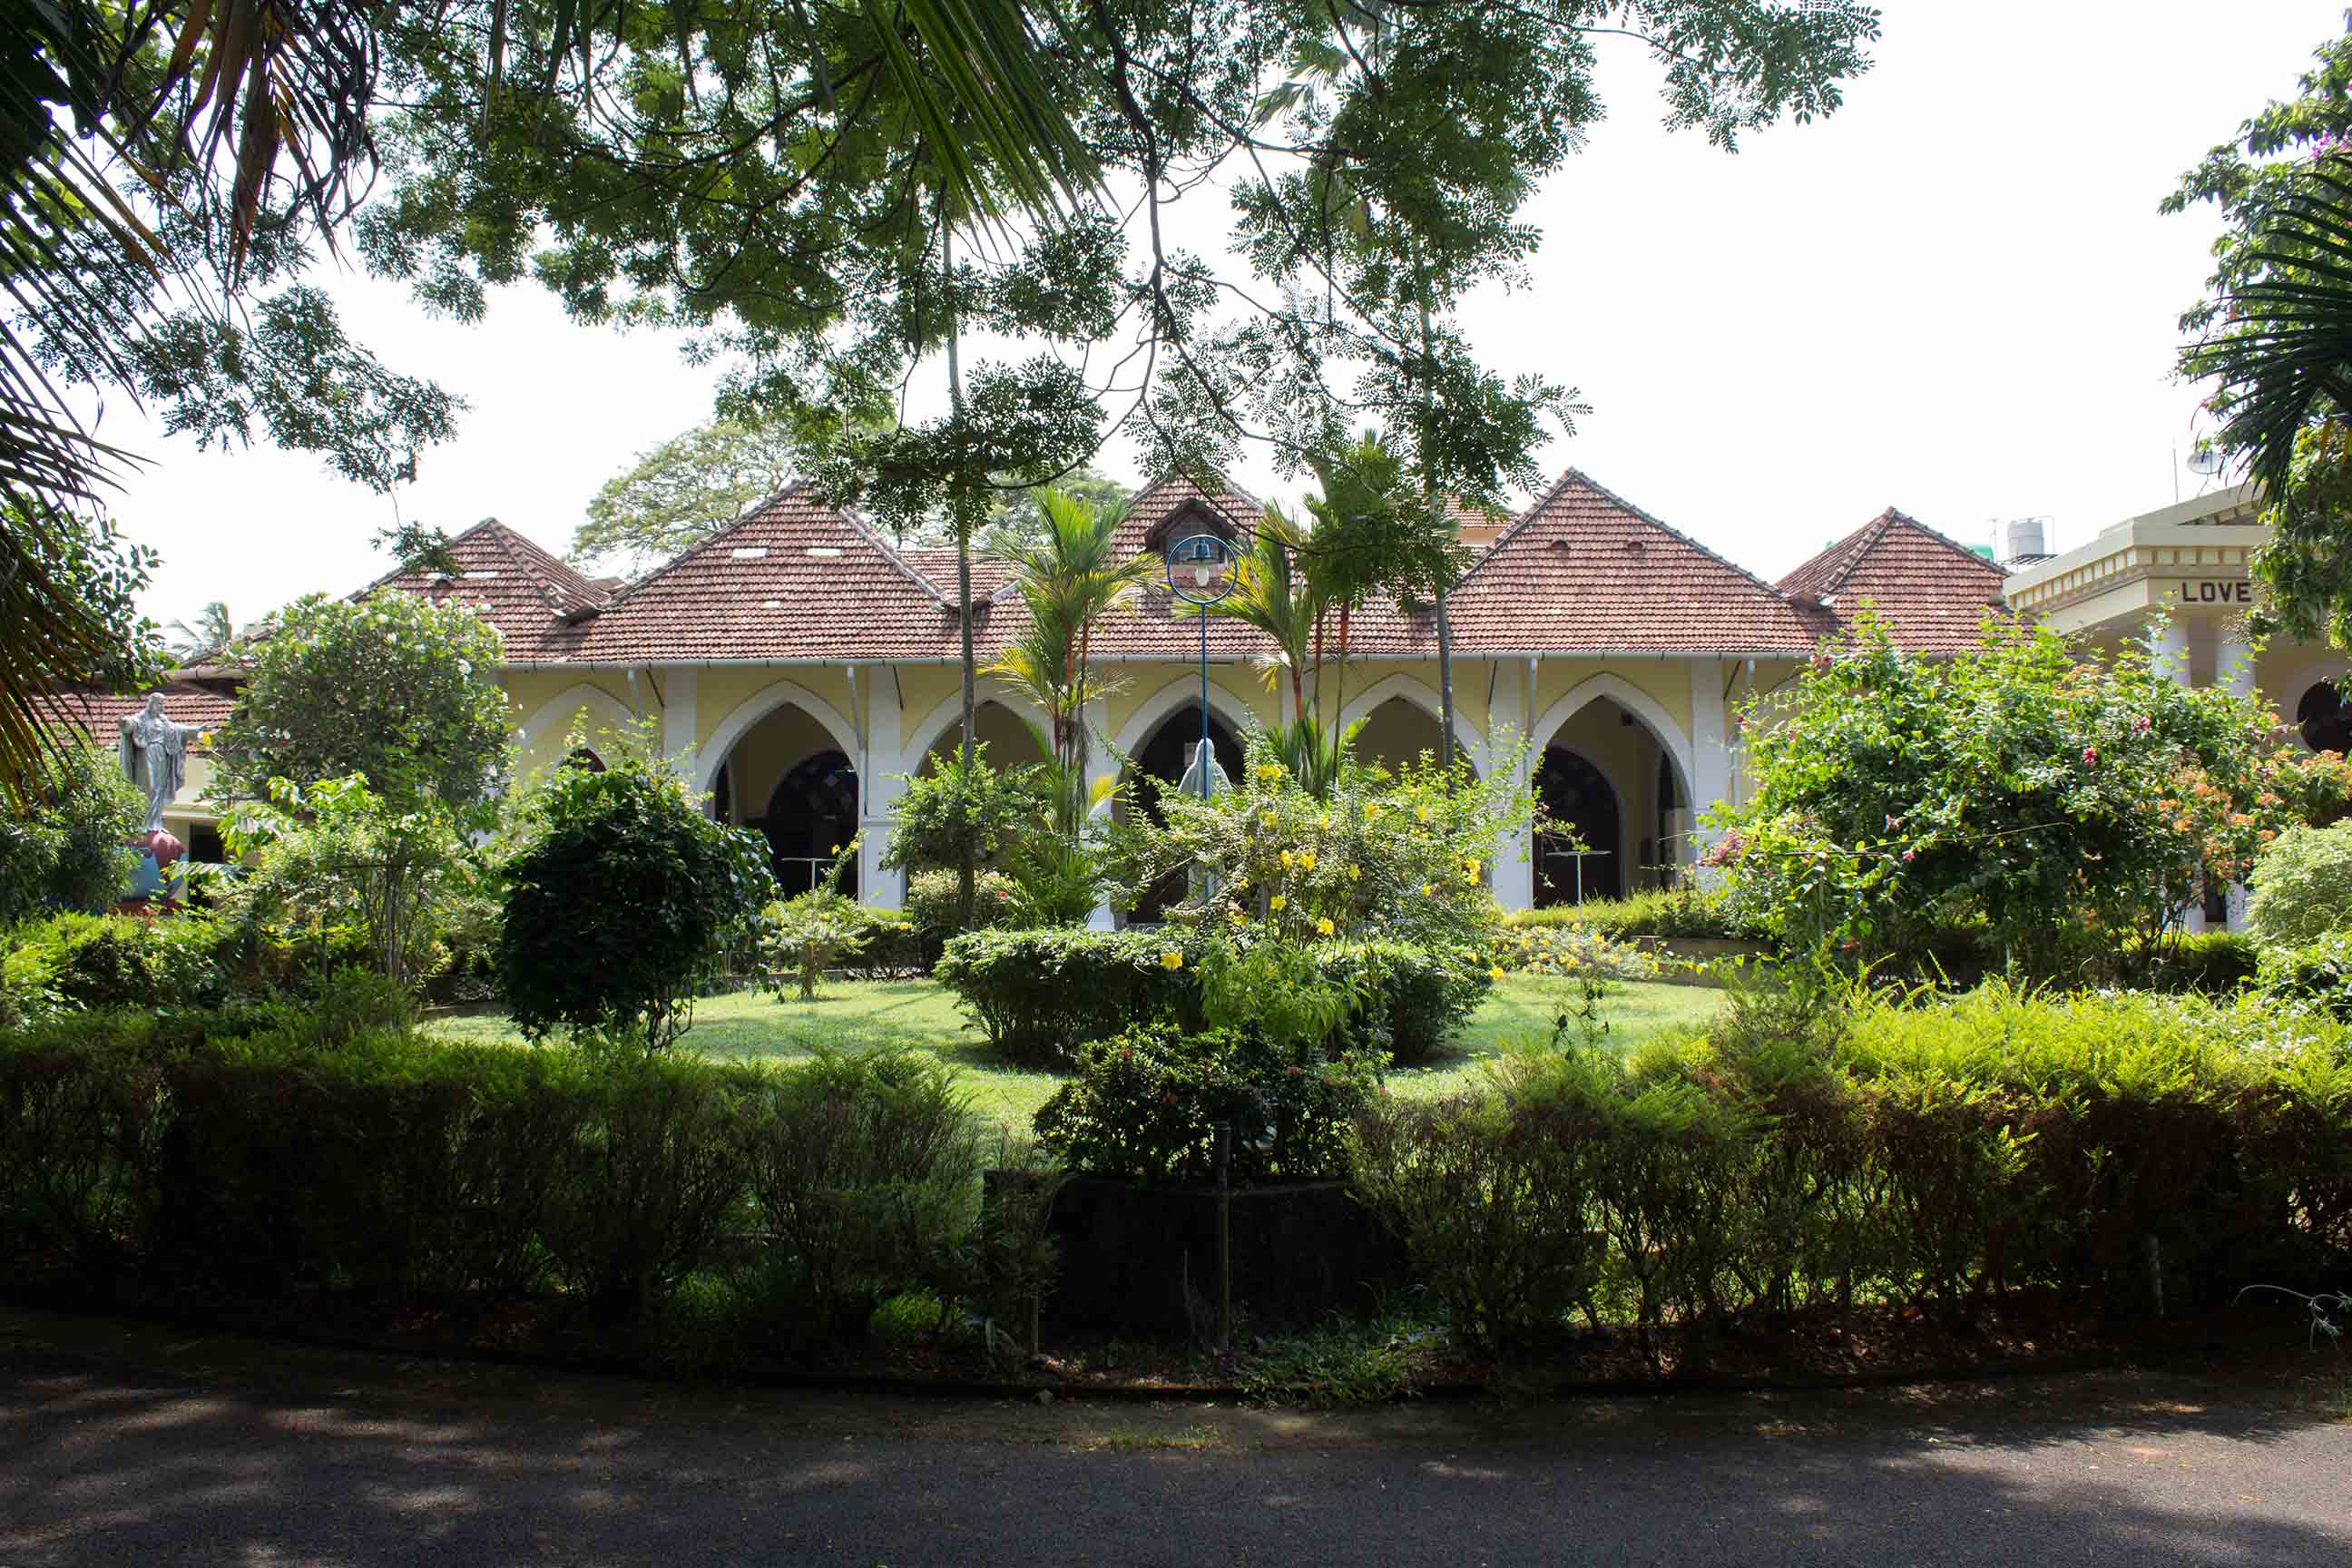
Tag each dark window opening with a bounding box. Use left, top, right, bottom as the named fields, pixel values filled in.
left=1127, top=711, right=1242, bottom=923
left=2299, top=681, right=2352, bottom=755
left=753, top=750, right=859, bottom=897
left=1534, top=748, right=1622, bottom=906
left=563, top=746, right=606, bottom=773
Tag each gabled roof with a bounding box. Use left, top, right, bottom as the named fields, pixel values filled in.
left=1777, top=508, right=2011, bottom=655
left=365, top=518, right=615, bottom=663
left=564, top=483, right=966, bottom=664
left=1442, top=471, right=1832, bottom=653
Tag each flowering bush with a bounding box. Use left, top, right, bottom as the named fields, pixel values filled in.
left=1106, top=728, right=1534, bottom=949
left=1712, top=612, right=2350, bottom=979
left=1488, top=924, right=1661, bottom=982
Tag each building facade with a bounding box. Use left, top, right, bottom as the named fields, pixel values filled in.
left=42, top=472, right=2351, bottom=928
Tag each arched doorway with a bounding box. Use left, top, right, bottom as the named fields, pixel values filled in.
left=757, top=750, right=860, bottom=897
left=1352, top=694, right=1476, bottom=778
left=1124, top=710, right=1243, bottom=923
left=2299, top=681, right=2351, bottom=755
left=1534, top=747, right=1622, bottom=906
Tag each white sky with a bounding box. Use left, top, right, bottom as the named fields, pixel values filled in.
left=108, top=1, right=2350, bottom=631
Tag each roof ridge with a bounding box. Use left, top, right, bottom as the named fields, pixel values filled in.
left=1463, top=469, right=1800, bottom=605
left=839, top=507, right=955, bottom=610
left=1882, top=508, right=2010, bottom=582
left=1812, top=512, right=1898, bottom=598
left=351, top=515, right=506, bottom=601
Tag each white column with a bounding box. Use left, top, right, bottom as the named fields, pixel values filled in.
left=860, top=667, right=906, bottom=909
left=1488, top=658, right=1534, bottom=914
left=2220, top=630, right=2258, bottom=930
left=2151, top=620, right=2192, bottom=688
left=1688, top=660, right=1732, bottom=882
left=1083, top=695, right=1118, bottom=929
left=662, top=665, right=698, bottom=773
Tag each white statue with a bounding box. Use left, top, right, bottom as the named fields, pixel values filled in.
left=1175, top=739, right=1231, bottom=799
left=118, top=694, right=204, bottom=836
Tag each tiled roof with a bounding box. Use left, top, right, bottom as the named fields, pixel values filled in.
left=564, top=484, right=965, bottom=664
left=1777, top=509, right=2011, bottom=655
left=29, top=679, right=238, bottom=739
left=365, top=519, right=615, bottom=662
left=898, top=550, right=1014, bottom=604
left=1443, top=471, right=1832, bottom=653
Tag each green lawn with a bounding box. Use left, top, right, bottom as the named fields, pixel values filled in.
left=427, top=974, right=1725, bottom=1128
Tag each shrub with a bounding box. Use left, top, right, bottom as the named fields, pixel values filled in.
left=0, top=740, right=143, bottom=925
left=1502, top=888, right=1766, bottom=942
left=936, top=926, right=1488, bottom=1066
left=2258, top=932, right=2352, bottom=1019
left=2141, top=930, right=2259, bottom=995
left=5, top=911, right=235, bottom=1010
left=2249, top=820, right=2352, bottom=949
left=904, top=867, right=1023, bottom=937
left=737, top=1047, right=985, bottom=1345
left=1034, top=1023, right=1381, bottom=1184
left=502, top=733, right=777, bottom=1048
left=1488, top=924, right=1662, bottom=983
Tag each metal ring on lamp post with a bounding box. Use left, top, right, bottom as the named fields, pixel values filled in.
left=1166, top=533, right=1238, bottom=806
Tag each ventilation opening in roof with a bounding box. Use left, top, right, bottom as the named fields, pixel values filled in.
left=805, top=545, right=843, bottom=558
left=731, top=546, right=770, bottom=561
left=464, top=569, right=502, bottom=579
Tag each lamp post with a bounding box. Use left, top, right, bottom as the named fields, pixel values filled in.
left=1165, top=533, right=1238, bottom=801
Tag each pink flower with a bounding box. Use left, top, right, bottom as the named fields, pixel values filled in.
left=2132, top=713, right=2152, bottom=736
left=1901, top=848, right=1916, bottom=864
left=2082, top=745, right=2099, bottom=769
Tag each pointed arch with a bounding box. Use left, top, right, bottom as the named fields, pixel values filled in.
left=696, top=680, right=860, bottom=794
left=1528, top=672, right=1695, bottom=805
left=1338, top=671, right=1485, bottom=764
left=1112, top=674, right=1265, bottom=761
left=517, top=681, right=636, bottom=761
left=901, top=685, right=1055, bottom=772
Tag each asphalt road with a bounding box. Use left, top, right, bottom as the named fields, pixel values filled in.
left=1, top=1312, right=2347, bottom=1566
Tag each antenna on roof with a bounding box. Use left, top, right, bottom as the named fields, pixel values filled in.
left=2185, top=447, right=2224, bottom=477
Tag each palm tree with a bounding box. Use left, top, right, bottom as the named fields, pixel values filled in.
left=165, top=603, right=235, bottom=667
left=987, top=489, right=1153, bottom=836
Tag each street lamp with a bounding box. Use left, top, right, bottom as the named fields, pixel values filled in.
left=1165, top=533, right=1238, bottom=801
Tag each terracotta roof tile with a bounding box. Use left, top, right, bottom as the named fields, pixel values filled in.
left=560, top=485, right=967, bottom=665
left=367, top=519, right=615, bottom=663
left=29, top=679, right=238, bottom=739
left=1777, top=509, right=2011, bottom=655
left=1443, top=471, right=1832, bottom=653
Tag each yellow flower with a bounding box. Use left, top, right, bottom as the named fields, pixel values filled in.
left=897, top=923, right=913, bottom=932
left=1490, top=966, right=1505, bottom=982
left=1347, top=865, right=1360, bottom=882
left=196, top=730, right=212, bottom=748
left=1229, top=907, right=1247, bottom=924
left=1416, top=804, right=1431, bottom=822
left=1297, top=849, right=1317, bottom=871
left=1261, top=812, right=1278, bottom=828
left=1365, top=804, right=1382, bottom=822
left=1318, top=813, right=1331, bottom=829
left=1316, top=917, right=1336, bottom=936
left=1258, top=763, right=1282, bottom=780
left=1270, top=895, right=1288, bottom=911
left=1421, top=882, right=1435, bottom=897
left=1465, top=858, right=1481, bottom=875
left=1160, top=951, right=1184, bottom=971
left=830, top=844, right=841, bottom=855
left=1279, top=849, right=1294, bottom=868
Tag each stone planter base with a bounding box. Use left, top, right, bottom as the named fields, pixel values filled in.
left=1024, top=1173, right=1407, bottom=1336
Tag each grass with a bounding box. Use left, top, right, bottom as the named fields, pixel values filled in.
left=426, top=973, right=1726, bottom=1129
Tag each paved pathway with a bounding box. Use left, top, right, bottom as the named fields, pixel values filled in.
left=1, top=1312, right=2347, bottom=1566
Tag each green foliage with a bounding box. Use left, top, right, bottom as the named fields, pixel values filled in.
left=0, top=739, right=143, bottom=923
left=1034, top=1023, right=1381, bottom=1185
left=880, top=745, right=1046, bottom=876
left=220, top=773, right=477, bottom=990
left=737, top=1046, right=985, bottom=1346
left=0, top=1004, right=1000, bottom=1348
left=1, top=912, right=235, bottom=1012
left=763, top=892, right=873, bottom=1002
left=935, top=926, right=1485, bottom=1067
left=573, top=417, right=802, bottom=573
left=904, top=867, right=1024, bottom=936
left=2257, top=932, right=2352, bottom=1020
left=501, top=733, right=777, bottom=1049
left=1714, top=612, right=2338, bottom=979
left=210, top=593, right=512, bottom=814
left=2250, top=820, right=2352, bottom=949
left=1108, top=727, right=1533, bottom=951
left=1503, top=888, right=1767, bottom=942
left=1355, top=978, right=2352, bottom=1361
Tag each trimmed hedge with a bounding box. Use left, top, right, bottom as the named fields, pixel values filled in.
left=1504, top=888, right=1767, bottom=942
left=935, top=928, right=1491, bottom=1065
left=0, top=1005, right=993, bottom=1352
left=1352, top=982, right=2352, bottom=1360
